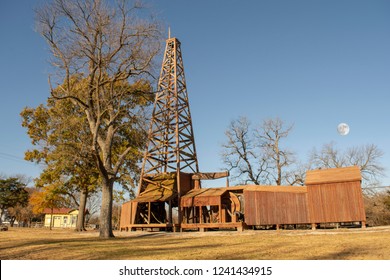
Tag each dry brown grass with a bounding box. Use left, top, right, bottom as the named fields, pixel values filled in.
left=1, top=226, right=390, bottom=260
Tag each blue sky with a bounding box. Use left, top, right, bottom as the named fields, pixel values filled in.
left=1, top=0, right=389, bottom=188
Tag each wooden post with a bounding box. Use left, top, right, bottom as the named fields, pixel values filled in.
left=311, top=223, right=316, bottom=230
left=147, top=202, right=151, bottom=224
left=218, top=202, right=222, bottom=224
left=176, top=172, right=182, bottom=227
left=194, top=179, right=200, bottom=190
left=168, top=200, right=172, bottom=224
left=183, top=207, right=187, bottom=224
left=221, top=208, right=226, bottom=223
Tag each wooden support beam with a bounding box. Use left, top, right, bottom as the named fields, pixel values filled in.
left=168, top=200, right=172, bottom=224
left=221, top=208, right=226, bottom=223
left=192, top=171, right=229, bottom=180
left=147, top=202, right=151, bottom=224
left=180, top=222, right=246, bottom=230
left=218, top=200, right=222, bottom=223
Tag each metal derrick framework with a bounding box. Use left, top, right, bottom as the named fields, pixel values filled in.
left=138, top=36, right=199, bottom=194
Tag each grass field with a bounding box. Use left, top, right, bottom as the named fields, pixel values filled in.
left=1, top=226, right=390, bottom=260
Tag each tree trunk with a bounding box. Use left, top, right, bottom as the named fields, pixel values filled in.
left=0, top=208, right=4, bottom=224
left=10, top=216, right=15, bottom=227
left=76, top=187, right=88, bottom=231
left=99, top=179, right=115, bottom=238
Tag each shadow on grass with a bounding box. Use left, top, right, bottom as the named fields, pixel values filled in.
left=0, top=233, right=220, bottom=260
left=2, top=229, right=389, bottom=260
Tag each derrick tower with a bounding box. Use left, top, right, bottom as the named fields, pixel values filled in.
left=140, top=36, right=199, bottom=182
left=129, top=36, right=200, bottom=230
left=120, top=35, right=229, bottom=232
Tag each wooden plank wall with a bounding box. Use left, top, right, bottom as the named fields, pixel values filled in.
left=243, top=181, right=365, bottom=226
left=307, top=181, right=366, bottom=223
left=306, top=166, right=361, bottom=184
left=244, top=190, right=310, bottom=226
left=120, top=167, right=366, bottom=230
left=120, top=201, right=137, bottom=230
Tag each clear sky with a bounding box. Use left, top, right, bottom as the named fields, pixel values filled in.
left=1, top=0, right=389, bottom=188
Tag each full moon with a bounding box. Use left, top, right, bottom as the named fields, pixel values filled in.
left=337, top=123, right=350, bottom=136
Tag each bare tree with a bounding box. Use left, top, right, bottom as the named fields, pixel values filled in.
left=221, top=116, right=296, bottom=185
left=364, top=190, right=390, bottom=226
left=255, top=117, right=296, bottom=185
left=221, top=117, right=267, bottom=185
left=85, top=191, right=101, bottom=224
left=35, top=0, right=161, bottom=238
left=283, top=161, right=307, bottom=186
left=309, top=142, right=385, bottom=187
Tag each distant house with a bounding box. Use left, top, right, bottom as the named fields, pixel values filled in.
left=43, top=208, right=88, bottom=228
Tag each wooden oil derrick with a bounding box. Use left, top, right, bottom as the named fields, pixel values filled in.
left=141, top=36, right=199, bottom=180
left=129, top=36, right=200, bottom=231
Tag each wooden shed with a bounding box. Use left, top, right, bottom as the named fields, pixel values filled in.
left=306, top=166, right=366, bottom=227
left=120, top=166, right=366, bottom=231
left=120, top=172, right=193, bottom=231
left=180, top=186, right=246, bottom=231
left=179, top=166, right=366, bottom=230
left=243, top=186, right=309, bottom=228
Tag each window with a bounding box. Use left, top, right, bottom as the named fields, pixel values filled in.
left=71, top=215, right=77, bottom=225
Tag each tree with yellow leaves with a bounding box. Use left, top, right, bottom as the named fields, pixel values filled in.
left=34, top=0, right=161, bottom=238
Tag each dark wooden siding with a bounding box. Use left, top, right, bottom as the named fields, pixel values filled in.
left=307, top=181, right=366, bottom=223
left=244, top=190, right=310, bottom=226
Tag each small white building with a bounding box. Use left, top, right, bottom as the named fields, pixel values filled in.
left=43, top=208, right=80, bottom=228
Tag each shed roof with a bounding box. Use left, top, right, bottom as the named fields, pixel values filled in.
left=133, top=173, right=177, bottom=203
left=243, top=185, right=308, bottom=193
left=42, top=208, right=75, bottom=214
left=181, top=187, right=229, bottom=207
left=181, top=184, right=307, bottom=199
left=182, top=188, right=228, bottom=199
